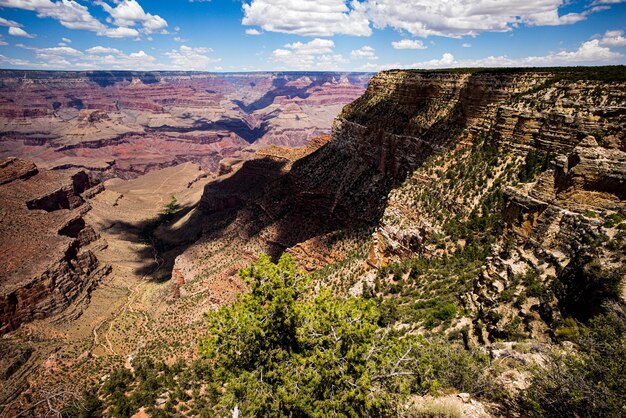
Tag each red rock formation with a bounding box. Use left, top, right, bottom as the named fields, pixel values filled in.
left=0, top=158, right=110, bottom=334
left=0, top=71, right=371, bottom=179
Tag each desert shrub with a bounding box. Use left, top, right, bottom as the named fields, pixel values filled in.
left=408, top=399, right=462, bottom=418
left=432, top=303, right=457, bottom=321
left=102, top=368, right=133, bottom=395
left=197, top=254, right=491, bottom=417
left=60, top=389, right=103, bottom=418
left=525, top=305, right=626, bottom=417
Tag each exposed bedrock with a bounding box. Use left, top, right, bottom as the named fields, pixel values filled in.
left=181, top=69, right=626, bottom=343
left=0, top=158, right=110, bottom=335
left=0, top=71, right=371, bottom=179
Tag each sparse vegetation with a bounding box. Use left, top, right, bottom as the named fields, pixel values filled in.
left=525, top=306, right=626, bottom=417
left=83, top=255, right=494, bottom=417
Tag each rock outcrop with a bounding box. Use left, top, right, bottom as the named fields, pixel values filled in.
left=0, top=71, right=371, bottom=179
left=177, top=67, right=625, bottom=343
left=364, top=68, right=625, bottom=342
left=0, top=158, right=110, bottom=334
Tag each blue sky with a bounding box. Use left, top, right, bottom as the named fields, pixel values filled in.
left=0, top=0, right=625, bottom=71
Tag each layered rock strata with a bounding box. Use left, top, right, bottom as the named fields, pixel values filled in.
left=177, top=68, right=625, bottom=343
left=0, top=71, right=371, bottom=179
left=0, top=158, right=110, bottom=334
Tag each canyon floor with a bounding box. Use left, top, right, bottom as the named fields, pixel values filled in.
left=1, top=163, right=212, bottom=414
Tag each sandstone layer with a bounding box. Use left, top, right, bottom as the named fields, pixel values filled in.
left=0, top=158, right=110, bottom=335
left=0, top=71, right=370, bottom=179
left=175, top=68, right=625, bottom=341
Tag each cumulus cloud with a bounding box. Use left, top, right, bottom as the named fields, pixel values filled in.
left=164, top=45, right=221, bottom=70
left=242, top=0, right=371, bottom=37
left=360, top=34, right=624, bottom=71
left=598, top=30, right=626, bottom=47
left=40, top=46, right=82, bottom=56
left=271, top=38, right=348, bottom=69
left=402, top=39, right=623, bottom=69
left=284, top=38, right=335, bottom=54
left=97, top=0, right=168, bottom=34
left=242, top=0, right=612, bottom=38
left=367, top=0, right=593, bottom=38
left=101, top=26, right=140, bottom=38
left=2, top=42, right=223, bottom=70
left=0, top=0, right=162, bottom=38
left=86, top=46, right=122, bottom=54
left=350, top=45, right=377, bottom=59
left=392, top=39, right=427, bottom=49
left=0, top=16, right=22, bottom=27
left=0, top=0, right=108, bottom=32
left=8, top=26, right=35, bottom=38
left=245, top=28, right=262, bottom=35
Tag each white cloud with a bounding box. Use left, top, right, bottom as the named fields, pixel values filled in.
left=598, top=29, right=626, bottom=47
left=245, top=28, right=262, bottom=35
left=392, top=39, right=427, bottom=49
left=164, top=45, right=221, bottom=70
left=35, top=46, right=158, bottom=70
left=40, top=46, right=82, bottom=56
left=0, top=0, right=108, bottom=33
left=0, top=16, right=22, bottom=27
left=462, top=43, right=472, bottom=48
left=1, top=42, right=224, bottom=71
left=367, top=0, right=594, bottom=38
left=102, top=26, right=140, bottom=38
left=8, top=26, right=35, bottom=38
left=0, top=0, right=159, bottom=38
left=361, top=35, right=623, bottom=71
left=86, top=46, right=122, bottom=54
left=284, top=38, right=335, bottom=54
left=242, top=0, right=608, bottom=39
left=242, top=0, right=371, bottom=37
left=350, top=45, right=377, bottom=59
left=97, top=0, right=167, bottom=33
left=271, top=38, right=348, bottom=70
left=61, top=37, right=71, bottom=43
left=405, top=39, right=622, bottom=69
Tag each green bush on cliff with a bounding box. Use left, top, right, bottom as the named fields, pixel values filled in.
left=526, top=305, right=626, bottom=417
left=198, top=254, right=491, bottom=417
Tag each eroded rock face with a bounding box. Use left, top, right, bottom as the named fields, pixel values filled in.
left=366, top=69, right=625, bottom=342
left=0, top=71, right=371, bottom=179
left=178, top=68, right=624, bottom=343
left=0, top=158, right=110, bottom=334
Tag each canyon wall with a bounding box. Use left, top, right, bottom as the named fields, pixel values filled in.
left=179, top=67, right=624, bottom=342
left=0, top=71, right=370, bottom=179
left=0, top=158, right=110, bottom=334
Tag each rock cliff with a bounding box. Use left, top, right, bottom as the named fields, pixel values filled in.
left=0, top=158, right=110, bottom=334
left=178, top=67, right=625, bottom=343
left=0, top=71, right=371, bottom=179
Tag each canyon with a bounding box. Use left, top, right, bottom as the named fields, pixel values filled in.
left=0, top=71, right=371, bottom=179
left=0, top=67, right=624, bottom=416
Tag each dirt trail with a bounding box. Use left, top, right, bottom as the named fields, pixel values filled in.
left=84, top=163, right=211, bottom=358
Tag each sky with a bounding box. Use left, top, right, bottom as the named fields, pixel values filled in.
left=0, top=0, right=625, bottom=72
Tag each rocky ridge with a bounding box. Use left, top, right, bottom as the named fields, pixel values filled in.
left=0, top=71, right=371, bottom=179
left=0, top=158, right=110, bottom=335
left=174, top=68, right=625, bottom=344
